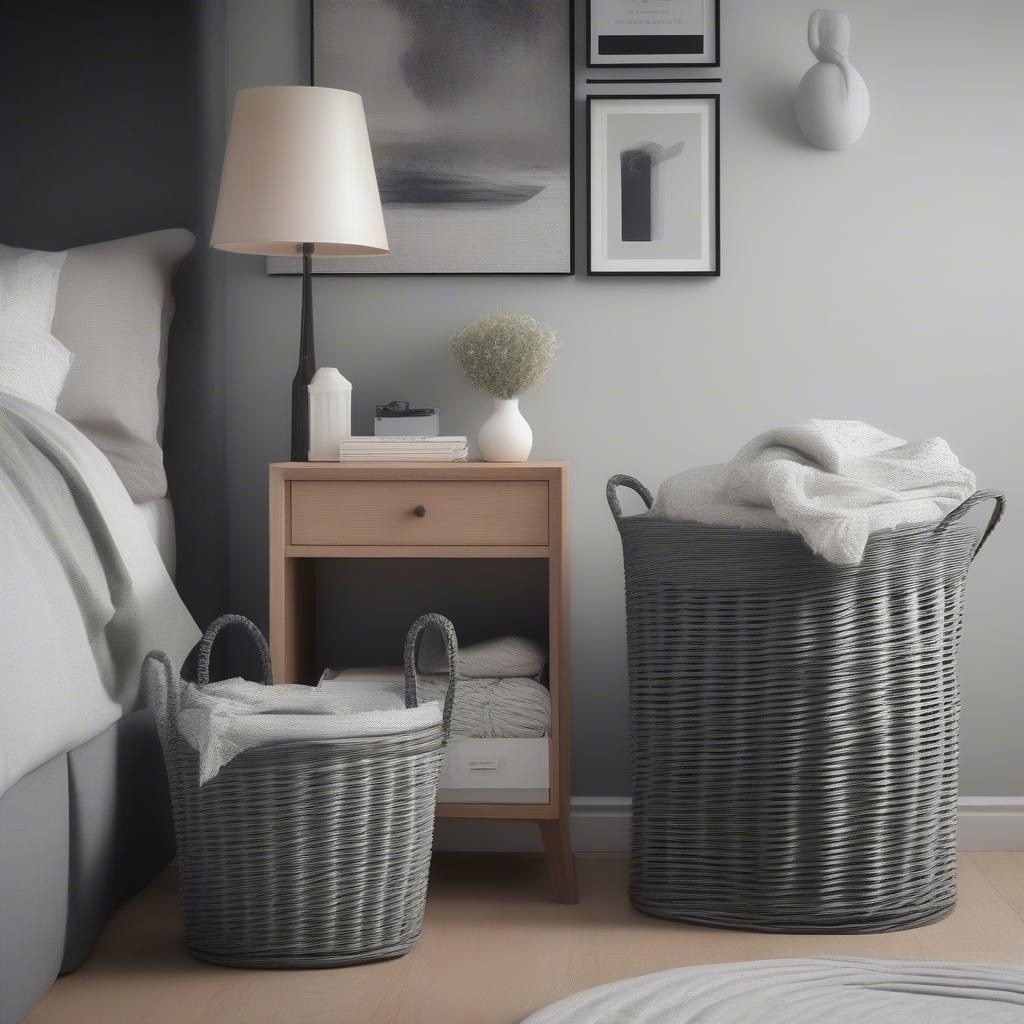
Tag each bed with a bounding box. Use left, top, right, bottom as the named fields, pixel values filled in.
left=0, top=232, right=199, bottom=1024
left=136, top=497, right=177, bottom=577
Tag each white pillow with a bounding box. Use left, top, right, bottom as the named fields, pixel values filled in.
left=0, top=247, right=66, bottom=331
left=0, top=246, right=71, bottom=409
left=45, top=229, right=194, bottom=502
left=0, top=324, right=73, bottom=411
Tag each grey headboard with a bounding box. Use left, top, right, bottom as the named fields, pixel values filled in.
left=0, top=0, right=228, bottom=630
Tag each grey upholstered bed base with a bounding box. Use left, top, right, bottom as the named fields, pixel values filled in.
left=0, top=709, right=174, bottom=1024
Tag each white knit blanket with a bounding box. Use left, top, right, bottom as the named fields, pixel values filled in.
left=319, top=667, right=550, bottom=740
left=177, top=680, right=441, bottom=785
left=651, top=420, right=976, bottom=565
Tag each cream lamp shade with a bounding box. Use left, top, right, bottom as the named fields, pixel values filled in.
left=210, top=85, right=388, bottom=462
left=211, top=85, right=389, bottom=255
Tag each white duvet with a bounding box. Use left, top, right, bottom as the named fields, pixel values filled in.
left=0, top=392, right=198, bottom=796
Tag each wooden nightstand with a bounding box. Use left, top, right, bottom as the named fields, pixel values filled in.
left=268, top=461, right=576, bottom=903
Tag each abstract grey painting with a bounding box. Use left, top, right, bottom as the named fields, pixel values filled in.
left=299, top=0, right=573, bottom=275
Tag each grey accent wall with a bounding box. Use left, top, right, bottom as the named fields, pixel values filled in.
left=0, top=0, right=228, bottom=632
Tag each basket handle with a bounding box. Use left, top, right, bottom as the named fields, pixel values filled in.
left=933, top=489, right=1006, bottom=561
left=142, top=649, right=178, bottom=746
left=197, top=614, right=274, bottom=688
left=606, top=474, right=654, bottom=523
left=404, top=613, right=459, bottom=744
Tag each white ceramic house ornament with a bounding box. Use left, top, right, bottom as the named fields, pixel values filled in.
left=795, top=10, right=870, bottom=150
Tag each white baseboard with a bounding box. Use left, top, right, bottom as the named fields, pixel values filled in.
left=958, top=798, right=1024, bottom=851
left=433, top=796, right=1024, bottom=854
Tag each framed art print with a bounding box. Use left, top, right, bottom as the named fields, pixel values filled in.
left=275, top=0, right=574, bottom=276
left=587, top=95, right=719, bottom=276
left=587, top=0, right=719, bottom=68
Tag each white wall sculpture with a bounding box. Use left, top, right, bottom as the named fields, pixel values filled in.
left=796, top=10, right=870, bottom=150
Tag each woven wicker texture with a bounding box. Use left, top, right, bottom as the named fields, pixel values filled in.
left=147, top=612, right=459, bottom=968
left=608, top=476, right=1005, bottom=933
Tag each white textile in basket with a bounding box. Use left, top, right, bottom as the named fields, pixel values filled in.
left=652, top=420, right=976, bottom=565
left=177, top=679, right=441, bottom=785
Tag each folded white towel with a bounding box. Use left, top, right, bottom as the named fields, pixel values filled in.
left=651, top=420, right=976, bottom=565
left=416, top=633, right=546, bottom=680
left=177, top=679, right=440, bottom=785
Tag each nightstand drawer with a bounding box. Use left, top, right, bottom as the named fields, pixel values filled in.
left=289, top=480, right=549, bottom=547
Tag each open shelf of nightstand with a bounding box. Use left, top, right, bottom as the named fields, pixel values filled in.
left=268, top=461, right=576, bottom=903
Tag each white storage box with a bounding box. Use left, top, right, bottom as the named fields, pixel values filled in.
left=320, top=667, right=550, bottom=804
left=439, top=738, right=549, bottom=804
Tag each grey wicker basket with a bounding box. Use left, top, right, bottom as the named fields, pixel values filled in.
left=607, top=476, right=1005, bottom=934
left=146, top=612, right=460, bottom=968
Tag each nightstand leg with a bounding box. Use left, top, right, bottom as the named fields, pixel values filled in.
left=269, top=556, right=314, bottom=684
left=539, top=817, right=578, bottom=904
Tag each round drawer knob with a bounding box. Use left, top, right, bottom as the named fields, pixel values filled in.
left=413, top=505, right=427, bottom=518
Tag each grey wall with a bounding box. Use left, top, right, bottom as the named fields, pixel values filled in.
left=220, top=0, right=1023, bottom=796
left=0, top=0, right=201, bottom=249
left=0, top=0, right=229, bottom=633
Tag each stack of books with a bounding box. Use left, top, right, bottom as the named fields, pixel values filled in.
left=337, top=436, right=469, bottom=462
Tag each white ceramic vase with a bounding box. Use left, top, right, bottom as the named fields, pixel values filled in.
left=795, top=10, right=870, bottom=150
left=307, top=366, right=352, bottom=461
left=478, top=397, right=533, bottom=463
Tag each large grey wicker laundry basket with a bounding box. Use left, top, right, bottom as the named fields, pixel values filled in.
left=607, top=476, right=1005, bottom=934
left=146, top=612, right=460, bottom=968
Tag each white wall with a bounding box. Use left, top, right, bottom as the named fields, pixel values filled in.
left=220, top=0, right=1024, bottom=797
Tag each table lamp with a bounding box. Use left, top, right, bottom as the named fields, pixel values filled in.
left=211, top=86, right=388, bottom=461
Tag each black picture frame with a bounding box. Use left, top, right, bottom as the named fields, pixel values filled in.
left=586, top=94, right=720, bottom=277
left=281, top=0, right=575, bottom=278
left=586, top=0, right=720, bottom=68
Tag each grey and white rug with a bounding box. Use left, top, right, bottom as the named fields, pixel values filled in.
left=522, top=958, right=1024, bottom=1023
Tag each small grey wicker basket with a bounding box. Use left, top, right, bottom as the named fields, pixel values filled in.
left=146, top=611, right=460, bottom=968
left=608, top=476, right=1005, bottom=934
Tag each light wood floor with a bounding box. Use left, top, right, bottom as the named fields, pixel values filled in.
left=27, top=853, right=1024, bottom=1024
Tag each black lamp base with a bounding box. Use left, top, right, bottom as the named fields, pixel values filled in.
left=290, top=242, right=316, bottom=462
